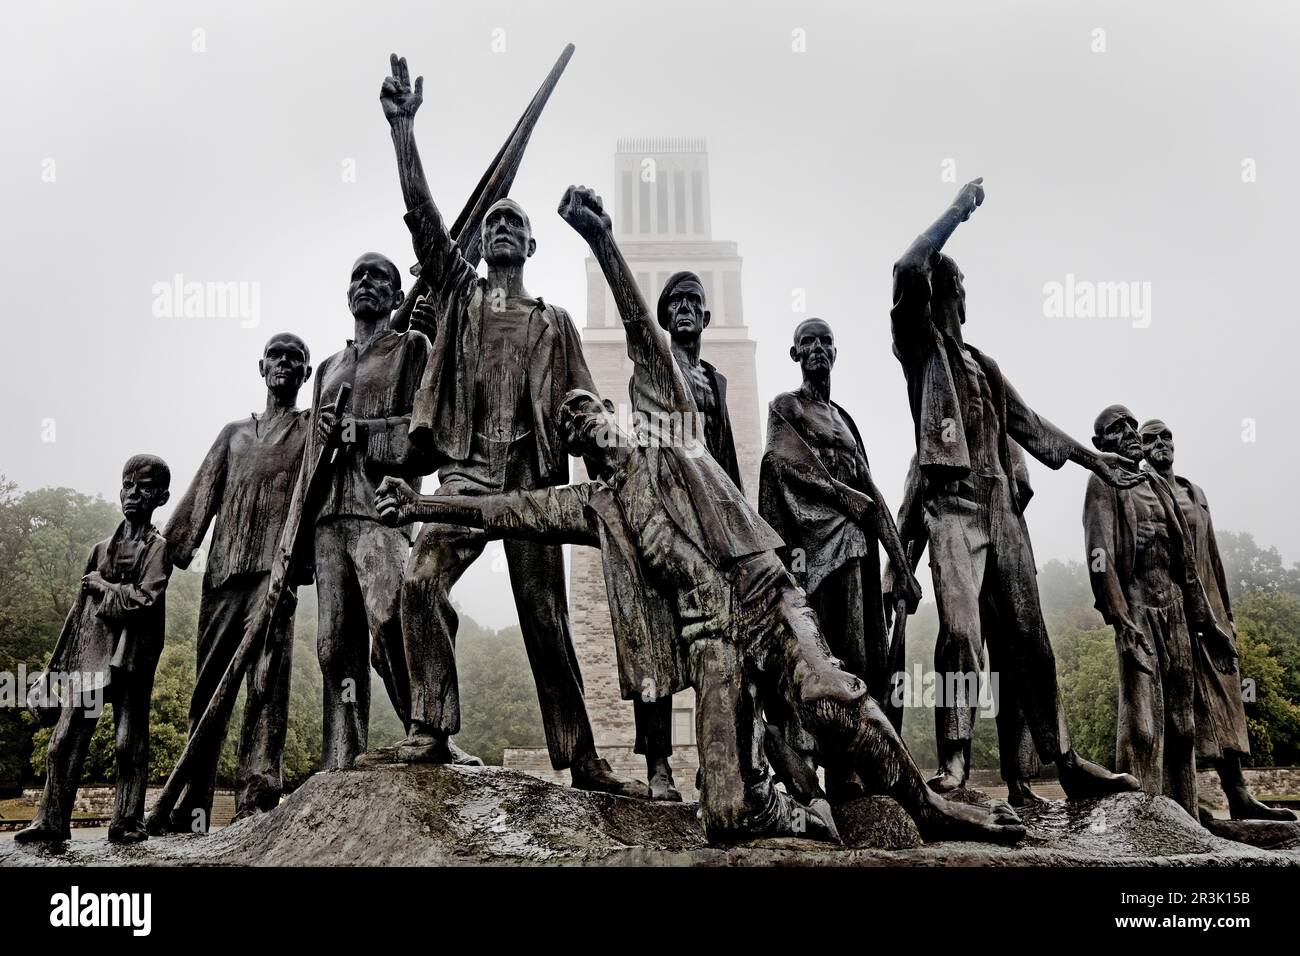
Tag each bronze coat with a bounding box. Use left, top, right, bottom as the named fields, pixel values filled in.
left=404, top=199, right=594, bottom=486
left=1176, top=475, right=1251, bottom=757
left=47, top=523, right=171, bottom=697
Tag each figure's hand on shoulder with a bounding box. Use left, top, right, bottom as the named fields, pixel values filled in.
left=1094, top=452, right=1144, bottom=489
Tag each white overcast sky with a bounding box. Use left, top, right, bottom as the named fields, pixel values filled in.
left=2, top=0, right=1297, bottom=628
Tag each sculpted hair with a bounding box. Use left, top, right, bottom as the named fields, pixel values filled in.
left=123, top=454, right=171, bottom=490
left=264, top=332, right=310, bottom=364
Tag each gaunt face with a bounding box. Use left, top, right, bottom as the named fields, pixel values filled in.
left=348, top=253, right=403, bottom=320
left=1100, top=415, right=1143, bottom=463
left=1141, top=422, right=1176, bottom=469
left=260, top=334, right=311, bottom=395
left=482, top=200, right=535, bottom=267
left=664, top=282, right=709, bottom=341
left=558, top=390, right=621, bottom=462
left=791, top=318, right=837, bottom=375
left=120, top=462, right=170, bottom=521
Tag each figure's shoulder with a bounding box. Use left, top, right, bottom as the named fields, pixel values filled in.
left=317, top=348, right=343, bottom=375
left=219, top=416, right=255, bottom=442
left=965, top=342, right=999, bottom=372
left=1177, top=475, right=1209, bottom=508
left=701, top=359, right=727, bottom=385
left=88, top=535, right=114, bottom=563
left=144, top=525, right=173, bottom=569
left=1084, top=471, right=1111, bottom=496
left=544, top=299, right=579, bottom=329
left=277, top=408, right=314, bottom=440
left=399, top=327, right=432, bottom=356
left=769, top=390, right=803, bottom=419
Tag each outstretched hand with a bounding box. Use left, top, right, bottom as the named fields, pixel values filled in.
left=381, top=53, right=423, bottom=124
left=1094, top=452, right=1146, bottom=489
left=557, top=185, right=612, bottom=242
left=953, top=177, right=985, bottom=221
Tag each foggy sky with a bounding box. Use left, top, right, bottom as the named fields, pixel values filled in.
left=2, top=0, right=1297, bottom=628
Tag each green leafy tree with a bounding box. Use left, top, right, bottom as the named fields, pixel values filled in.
left=453, top=619, right=546, bottom=765
left=1234, top=593, right=1300, bottom=765
left=1216, top=531, right=1300, bottom=598
left=0, top=481, right=121, bottom=787
left=1053, top=626, right=1119, bottom=768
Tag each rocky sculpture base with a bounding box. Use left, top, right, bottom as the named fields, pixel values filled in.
left=3, top=762, right=1298, bottom=867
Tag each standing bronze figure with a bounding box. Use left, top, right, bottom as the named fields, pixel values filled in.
left=1084, top=405, right=1200, bottom=816
left=759, top=317, right=921, bottom=803
left=655, top=271, right=744, bottom=491
left=380, top=56, right=638, bottom=795
left=308, top=235, right=431, bottom=770
left=17, top=456, right=173, bottom=845
left=159, top=334, right=313, bottom=829
left=629, top=271, right=747, bottom=801
left=1140, top=418, right=1296, bottom=822
left=890, top=178, right=1140, bottom=798
left=888, top=448, right=1047, bottom=806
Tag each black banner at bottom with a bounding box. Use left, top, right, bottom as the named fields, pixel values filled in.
left=0, top=864, right=1286, bottom=941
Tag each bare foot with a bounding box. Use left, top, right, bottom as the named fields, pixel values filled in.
left=108, top=823, right=149, bottom=844
left=927, top=744, right=968, bottom=794
left=446, top=739, right=484, bottom=766
left=921, top=792, right=1026, bottom=844
left=13, top=822, right=69, bottom=845
left=1228, top=787, right=1297, bottom=822
left=396, top=730, right=483, bottom=765
left=572, top=755, right=651, bottom=800
left=1057, top=750, right=1139, bottom=799
left=927, top=769, right=963, bottom=794
left=1006, top=779, right=1048, bottom=807
left=144, top=810, right=192, bottom=835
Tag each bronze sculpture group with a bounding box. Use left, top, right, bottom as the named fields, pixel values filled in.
left=15, top=48, right=1293, bottom=849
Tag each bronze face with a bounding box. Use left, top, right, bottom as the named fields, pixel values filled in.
left=663, top=281, right=708, bottom=341
left=482, top=199, right=535, bottom=267
left=120, top=456, right=170, bottom=521
left=790, top=317, right=836, bottom=376
left=260, top=333, right=311, bottom=397
left=1140, top=420, right=1175, bottom=469
left=348, top=253, right=403, bottom=319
